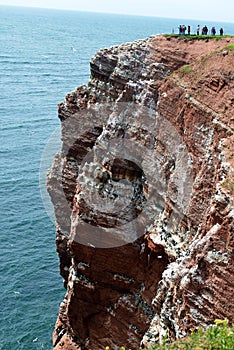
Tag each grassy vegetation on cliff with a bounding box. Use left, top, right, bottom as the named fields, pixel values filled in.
left=164, top=34, right=234, bottom=41
left=221, top=174, right=234, bottom=193
left=148, top=319, right=234, bottom=350
left=225, top=43, right=234, bottom=50
left=180, top=64, right=194, bottom=74
left=109, top=319, right=234, bottom=350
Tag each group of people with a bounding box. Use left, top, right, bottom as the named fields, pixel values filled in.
left=178, top=24, right=224, bottom=36
left=196, top=25, right=224, bottom=36
left=178, top=24, right=190, bottom=35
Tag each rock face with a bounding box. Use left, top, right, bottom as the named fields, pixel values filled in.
left=47, top=35, right=234, bottom=349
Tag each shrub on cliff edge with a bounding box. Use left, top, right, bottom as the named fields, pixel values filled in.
left=149, top=319, right=234, bottom=350
left=109, top=319, right=234, bottom=350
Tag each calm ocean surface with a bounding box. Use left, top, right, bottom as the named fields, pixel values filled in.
left=0, top=5, right=233, bottom=349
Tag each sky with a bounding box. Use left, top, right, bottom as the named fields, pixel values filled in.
left=0, top=0, right=234, bottom=23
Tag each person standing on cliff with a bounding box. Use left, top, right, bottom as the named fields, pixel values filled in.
left=211, top=26, right=216, bottom=35
left=220, top=27, right=224, bottom=35
left=188, top=25, right=191, bottom=35
left=197, top=25, right=200, bottom=35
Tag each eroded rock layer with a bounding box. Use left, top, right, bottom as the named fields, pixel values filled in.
left=47, top=35, right=234, bottom=349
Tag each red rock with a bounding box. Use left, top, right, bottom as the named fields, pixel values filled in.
left=47, top=35, right=234, bottom=349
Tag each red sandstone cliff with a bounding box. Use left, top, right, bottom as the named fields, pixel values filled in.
left=47, top=35, right=234, bottom=349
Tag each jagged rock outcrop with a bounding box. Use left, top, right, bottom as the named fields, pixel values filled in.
left=47, top=35, right=234, bottom=349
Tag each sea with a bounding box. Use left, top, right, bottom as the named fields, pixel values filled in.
left=0, top=5, right=233, bottom=349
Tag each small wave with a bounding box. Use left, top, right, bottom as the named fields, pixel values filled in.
left=2, top=60, right=32, bottom=65
left=0, top=55, right=14, bottom=59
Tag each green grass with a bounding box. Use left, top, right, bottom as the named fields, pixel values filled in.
left=221, top=174, right=234, bottom=192
left=180, top=64, right=194, bottom=74
left=225, top=43, right=234, bottom=50
left=149, top=319, right=234, bottom=349
left=107, top=319, right=234, bottom=350
left=164, top=34, right=234, bottom=41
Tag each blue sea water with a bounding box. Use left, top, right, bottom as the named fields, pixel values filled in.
left=0, top=5, right=233, bottom=349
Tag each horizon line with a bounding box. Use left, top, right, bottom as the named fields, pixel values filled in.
left=0, top=3, right=234, bottom=24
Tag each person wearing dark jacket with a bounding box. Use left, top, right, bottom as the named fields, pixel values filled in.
left=211, top=26, right=216, bottom=35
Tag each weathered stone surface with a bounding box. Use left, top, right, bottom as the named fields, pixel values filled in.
left=48, top=35, right=234, bottom=349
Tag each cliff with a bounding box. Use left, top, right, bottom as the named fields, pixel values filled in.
left=47, top=35, right=234, bottom=350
